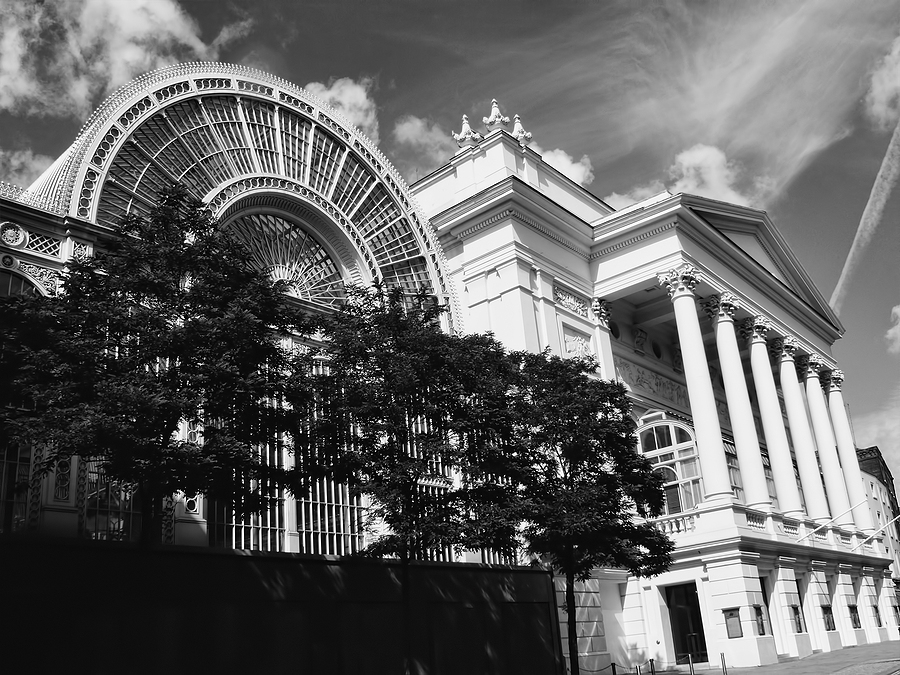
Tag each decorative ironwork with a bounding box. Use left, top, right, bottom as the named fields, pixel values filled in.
left=54, top=457, right=71, bottom=501
left=228, top=213, right=345, bottom=309
left=24, top=232, right=62, bottom=257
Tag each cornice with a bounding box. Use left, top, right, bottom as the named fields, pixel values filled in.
left=454, top=207, right=589, bottom=259
left=590, top=220, right=678, bottom=259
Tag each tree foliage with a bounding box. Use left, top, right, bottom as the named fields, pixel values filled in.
left=296, top=284, right=522, bottom=562
left=509, top=350, right=673, bottom=675
left=0, top=186, right=309, bottom=543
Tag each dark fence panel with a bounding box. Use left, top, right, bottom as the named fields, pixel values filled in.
left=0, top=538, right=564, bottom=675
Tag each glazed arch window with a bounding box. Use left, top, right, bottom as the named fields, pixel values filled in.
left=636, top=415, right=701, bottom=516
left=0, top=270, right=42, bottom=297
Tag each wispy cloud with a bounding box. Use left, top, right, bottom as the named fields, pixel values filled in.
left=492, top=1, right=895, bottom=206
left=0, top=0, right=252, bottom=118
left=0, top=148, right=54, bottom=187
left=604, top=144, right=768, bottom=209
left=305, top=77, right=380, bottom=145
left=532, top=144, right=594, bottom=187
left=829, top=33, right=900, bottom=315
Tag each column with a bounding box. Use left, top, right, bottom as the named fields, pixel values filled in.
left=658, top=264, right=733, bottom=503
left=773, top=337, right=830, bottom=523
left=743, top=317, right=804, bottom=518
left=591, top=298, right=617, bottom=381
left=706, top=294, right=771, bottom=510
left=826, top=370, right=875, bottom=533
left=802, top=356, right=854, bottom=528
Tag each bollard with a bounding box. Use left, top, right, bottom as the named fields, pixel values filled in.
left=649, top=658, right=656, bottom=675
left=720, top=652, right=728, bottom=675
left=688, top=653, right=695, bottom=675
left=610, top=663, right=617, bottom=675
left=636, top=666, right=641, bottom=675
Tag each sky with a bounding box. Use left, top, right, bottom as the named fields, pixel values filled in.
left=1, top=0, right=899, bottom=491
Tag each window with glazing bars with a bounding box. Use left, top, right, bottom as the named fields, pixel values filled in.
left=207, top=437, right=286, bottom=552
left=242, top=99, right=280, bottom=174
left=279, top=109, right=311, bottom=181
left=331, top=153, right=376, bottom=214
left=84, top=460, right=142, bottom=541
left=0, top=443, right=31, bottom=534
left=308, top=128, right=344, bottom=194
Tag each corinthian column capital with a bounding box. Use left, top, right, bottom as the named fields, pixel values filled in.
left=658, top=263, right=701, bottom=299
left=801, top=355, right=826, bottom=381
left=740, top=315, right=771, bottom=343
left=770, top=335, right=798, bottom=361
left=591, top=298, right=611, bottom=327
left=703, top=291, right=739, bottom=322
left=828, top=369, right=845, bottom=392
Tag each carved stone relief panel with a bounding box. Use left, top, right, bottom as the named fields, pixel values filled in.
left=563, top=325, right=594, bottom=359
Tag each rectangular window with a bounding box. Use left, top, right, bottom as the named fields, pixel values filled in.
left=724, top=608, right=743, bottom=639
left=873, top=604, right=882, bottom=628
left=791, top=605, right=805, bottom=633
left=849, top=605, right=861, bottom=630
left=822, top=605, right=836, bottom=631
left=725, top=443, right=743, bottom=502
left=754, top=605, right=766, bottom=635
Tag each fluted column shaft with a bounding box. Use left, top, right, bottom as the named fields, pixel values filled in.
left=775, top=337, right=830, bottom=522
left=659, top=265, right=733, bottom=503
left=802, top=356, right=854, bottom=527
left=707, top=294, right=771, bottom=510
left=744, top=318, right=804, bottom=518
left=827, top=371, right=875, bottom=533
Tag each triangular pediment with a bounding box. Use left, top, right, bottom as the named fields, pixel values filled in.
left=684, top=197, right=840, bottom=328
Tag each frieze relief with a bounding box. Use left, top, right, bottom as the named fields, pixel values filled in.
left=614, top=356, right=689, bottom=410
left=553, top=285, right=589, bottom=318
left=563, top=326, right=594, bottom=359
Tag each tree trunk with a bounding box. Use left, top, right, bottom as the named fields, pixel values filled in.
left=566, top=569, right=580, bottom=675
left=138, top=481, right=163, bottom=547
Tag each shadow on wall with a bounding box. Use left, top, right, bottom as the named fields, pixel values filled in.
left=0, top=538, right=564, bottom=675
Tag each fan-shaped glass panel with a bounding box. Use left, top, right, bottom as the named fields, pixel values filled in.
left=227, top=213, right=344, bottom=309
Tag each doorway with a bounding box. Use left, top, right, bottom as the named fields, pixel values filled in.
left=666, top=583, right=709, bottom=663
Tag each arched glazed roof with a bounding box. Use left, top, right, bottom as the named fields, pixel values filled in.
left=27, top=62, right=457, bottom=323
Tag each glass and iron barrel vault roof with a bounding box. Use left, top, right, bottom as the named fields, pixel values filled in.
left=26, top=63, right=456, bottom=319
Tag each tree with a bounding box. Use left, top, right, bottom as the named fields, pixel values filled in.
left=510, top=350, right=673, bottom=675
left=0, top=186, right=309, bottom=545
left=296, top=284, right=522, bottom=674
left=299, top=283, right=521, bottom=561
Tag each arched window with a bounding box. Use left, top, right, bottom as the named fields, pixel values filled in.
left=637, top=414, right=702, bottom=516
left=0, top=270, right=42, bottom=298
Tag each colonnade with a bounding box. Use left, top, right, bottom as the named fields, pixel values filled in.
left=656, top=263, right=874, bottom=534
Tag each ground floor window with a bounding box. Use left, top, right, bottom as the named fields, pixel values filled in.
left=754, top=605, right=767, bottom=635
left=822, top=605, right=836, bottom=631
left=84, top=461, right=142, bottom=541
left=0, top=443, right=31, bottom=534
left=791, top=605, right=805, bottom=633
left=849, top=604, right=861, bottom=629
left=872, top=604, right=882, bottom=628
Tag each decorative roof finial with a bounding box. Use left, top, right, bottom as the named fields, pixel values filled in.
left=512, top=114, right=532, bottom=146
left=452, top=114, right=484, bottom=148
left=483, top=98, right=510, bottom=131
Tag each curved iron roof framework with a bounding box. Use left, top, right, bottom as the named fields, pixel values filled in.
left=27, top=63, right=456, bottom=319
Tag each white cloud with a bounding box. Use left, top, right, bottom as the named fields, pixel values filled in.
left=866, top=34, right=900, bottom=129
left=391, top=115, right=456, bottom=180
left=305, top=77, right=379, bottom=145
left=0, top=148, right=54, bottom=187
left=0, top=0, right=252, bottom=118
left=603, top=144, right=765, bottom=210
left=531, top=144, right=594, bottom=186
left=886, top=304, right=900, bottom=355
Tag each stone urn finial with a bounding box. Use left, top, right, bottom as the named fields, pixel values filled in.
left=483, top=98, right=510, bottom=131
left=452, top=114, right=484, bottom=148
left=512, top=114, right=533, bottom=146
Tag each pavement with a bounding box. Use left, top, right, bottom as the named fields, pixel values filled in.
left=720, top=640, right=900, bottom=675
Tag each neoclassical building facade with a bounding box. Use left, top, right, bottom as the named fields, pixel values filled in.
left=1, top=63, right=897, bottom=670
